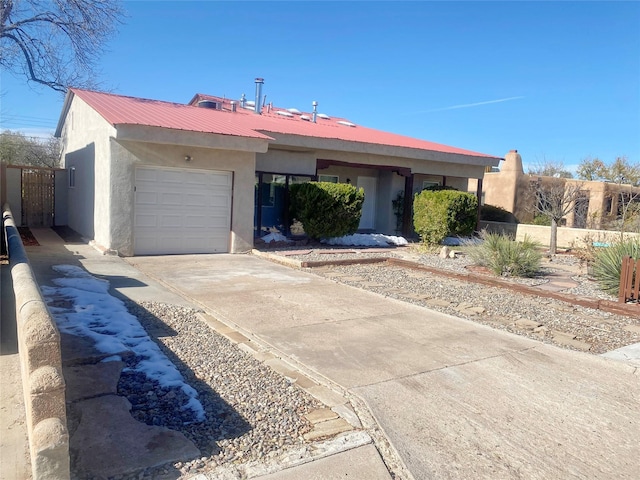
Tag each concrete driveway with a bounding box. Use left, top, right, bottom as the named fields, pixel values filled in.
left=129, top=254, right=640, bottom=479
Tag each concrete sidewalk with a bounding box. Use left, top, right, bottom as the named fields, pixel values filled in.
left=129, top=253, right=640, bottom=479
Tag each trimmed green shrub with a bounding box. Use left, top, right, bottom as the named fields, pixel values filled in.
left=480, top=204, right=518, bottom=223
left=290, top=182, right=364, bottom=240
left=465, top=231, right=542, bottom=277
left=592, top=237, right=640, bottom=295
left=413, top=189, right=478, bottom=245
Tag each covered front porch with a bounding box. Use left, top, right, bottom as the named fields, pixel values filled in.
left=253, top=158, right=485, bottom=239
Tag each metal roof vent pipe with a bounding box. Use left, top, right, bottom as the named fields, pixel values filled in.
left=312, top=101, right=318, bottom=123
left=254, top=78, right=264, bottom=114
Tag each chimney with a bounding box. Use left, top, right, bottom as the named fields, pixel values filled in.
left=312, top=101, right=318, bottom=123
left=254, top=78, right=264, bottom=114
left=240, top=93, right=246, bottom=108
left=230, top=101, right=237, bottom=113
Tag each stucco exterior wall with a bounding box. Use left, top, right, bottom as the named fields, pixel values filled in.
left=6, top=167, right=22, bottom=226
left=312, top=148, right=488, bottom=179
left=113, top=140, right=257, bottom=255
left=256, top=149, right=316, bottom=175
left=60, top=97, right=116, bottom=248
left=481, top=221, right=640, bottom=249
left=54, top=170, right=68, bottom=226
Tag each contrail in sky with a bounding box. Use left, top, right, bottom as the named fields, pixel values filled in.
left=425, top=96, right=525, bottom=113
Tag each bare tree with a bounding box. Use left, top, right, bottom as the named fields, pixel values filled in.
left=528, top=160, right=574, bottom=179
left=1, top=0, right=124, bottom=92
left=0, top=129, right=60, bottom=167
left=528, top=177, right=585, bottom=255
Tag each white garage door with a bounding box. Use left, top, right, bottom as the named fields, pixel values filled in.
left=134, top=166, right=232, bottom=255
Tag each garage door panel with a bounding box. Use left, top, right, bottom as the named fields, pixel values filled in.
left=136, top=192, right=158, bottom=205
left=134, top=166, right=232, bottom=255
left=135, top=168, right=159, bottom=182
left=158, top=170, right=185, bottom=183
left=184, top=193, right=209, bottom=207
left=210, top=195, right=231, bottom=207
left=159, top=215, right=184, bottom=228
left=135, top=214, right=158, bottom=228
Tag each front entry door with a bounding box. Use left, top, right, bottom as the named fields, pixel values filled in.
left=357, top=176, right=377, bottom=230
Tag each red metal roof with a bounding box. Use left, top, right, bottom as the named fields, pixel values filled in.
left=69, top=88, right=498, bottom=159
left=69, top=89, right=272, bottom=140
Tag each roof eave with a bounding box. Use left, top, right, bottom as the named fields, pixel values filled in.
left=54, top=90, right=75, bottom=138
left=262, top=132, right=501, bottom=167
left=114, top=124, right=271, bottom=153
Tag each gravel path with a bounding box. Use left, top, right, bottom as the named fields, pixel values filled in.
left=285, top=248, right=640, bottom=355
left=114, top=301, right=324, bottom=480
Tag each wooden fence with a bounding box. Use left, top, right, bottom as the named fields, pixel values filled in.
left=619, top=256, right=640, bottom=304
left=21, top=167, right=55, bottom=227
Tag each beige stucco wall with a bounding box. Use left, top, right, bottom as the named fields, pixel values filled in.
left=256, top=149, right=316, bottom=175
left=312, top=148, right=489, bottom=179
left=60, top=97, right=117, bottom=248
left=481, top=221, right=640, bottom=249
left=6, top=167, right=22, bottom=225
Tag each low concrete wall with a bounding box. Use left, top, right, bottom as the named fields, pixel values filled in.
left=3, top=203, right=70, bottom=480
left=480, top=221, right=640, bottom=249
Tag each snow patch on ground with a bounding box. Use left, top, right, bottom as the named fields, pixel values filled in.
left=322, top=233, right=408, bottom=247
left=41, top=265, right=205, bottom=421
left=261, top=232, right=292, bottom=243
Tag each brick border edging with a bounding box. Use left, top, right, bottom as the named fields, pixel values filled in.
left=252, top=250, right=638, bottom=318
left=386, top=258, right=639, bottom=318
left=3, top=203, right=70, bottom=480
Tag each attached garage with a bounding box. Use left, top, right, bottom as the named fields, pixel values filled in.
left=134, top=166, right=232, bottom=255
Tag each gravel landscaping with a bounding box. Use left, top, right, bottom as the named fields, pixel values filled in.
left=279, top=246, right=640, bottom=355
left=114, top=301, right=324, bottom=480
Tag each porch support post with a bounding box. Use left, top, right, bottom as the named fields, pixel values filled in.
left=475, top=178, right=483, bottom=231
left=255, top=172, right=263, bottom=237
left=402, top=174, right=414, bottom=238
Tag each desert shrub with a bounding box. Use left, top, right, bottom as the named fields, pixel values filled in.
left=569, top=232, right=613, bottom=268
left=592, top=237, right=640, bottom=295
left=289, top=182, right=364, bottom=240
left=480, top=204, right=518, bottom=223
left=465, top=231, right=542, bottom=277
left=413, top=189, right=478, bottom=245
left=530, top=214, right=552, bottom=226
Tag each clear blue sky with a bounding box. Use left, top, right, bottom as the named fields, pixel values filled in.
left=1, top=1, right=639, bottom=172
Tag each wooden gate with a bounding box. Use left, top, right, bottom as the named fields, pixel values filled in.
left=619, top=256, right=640, bottom=304
left=21, top=168, right=55, bottom=227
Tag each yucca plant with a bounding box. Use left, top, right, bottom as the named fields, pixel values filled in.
left=465, top=231, right=542, bottom=277
left=592, top=238, right=640, bottom=295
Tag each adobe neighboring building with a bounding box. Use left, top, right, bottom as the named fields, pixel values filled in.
left=480, top=150, right=640, bottom=229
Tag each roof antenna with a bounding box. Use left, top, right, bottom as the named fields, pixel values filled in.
left=312, top=101, right=318, bottom=123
